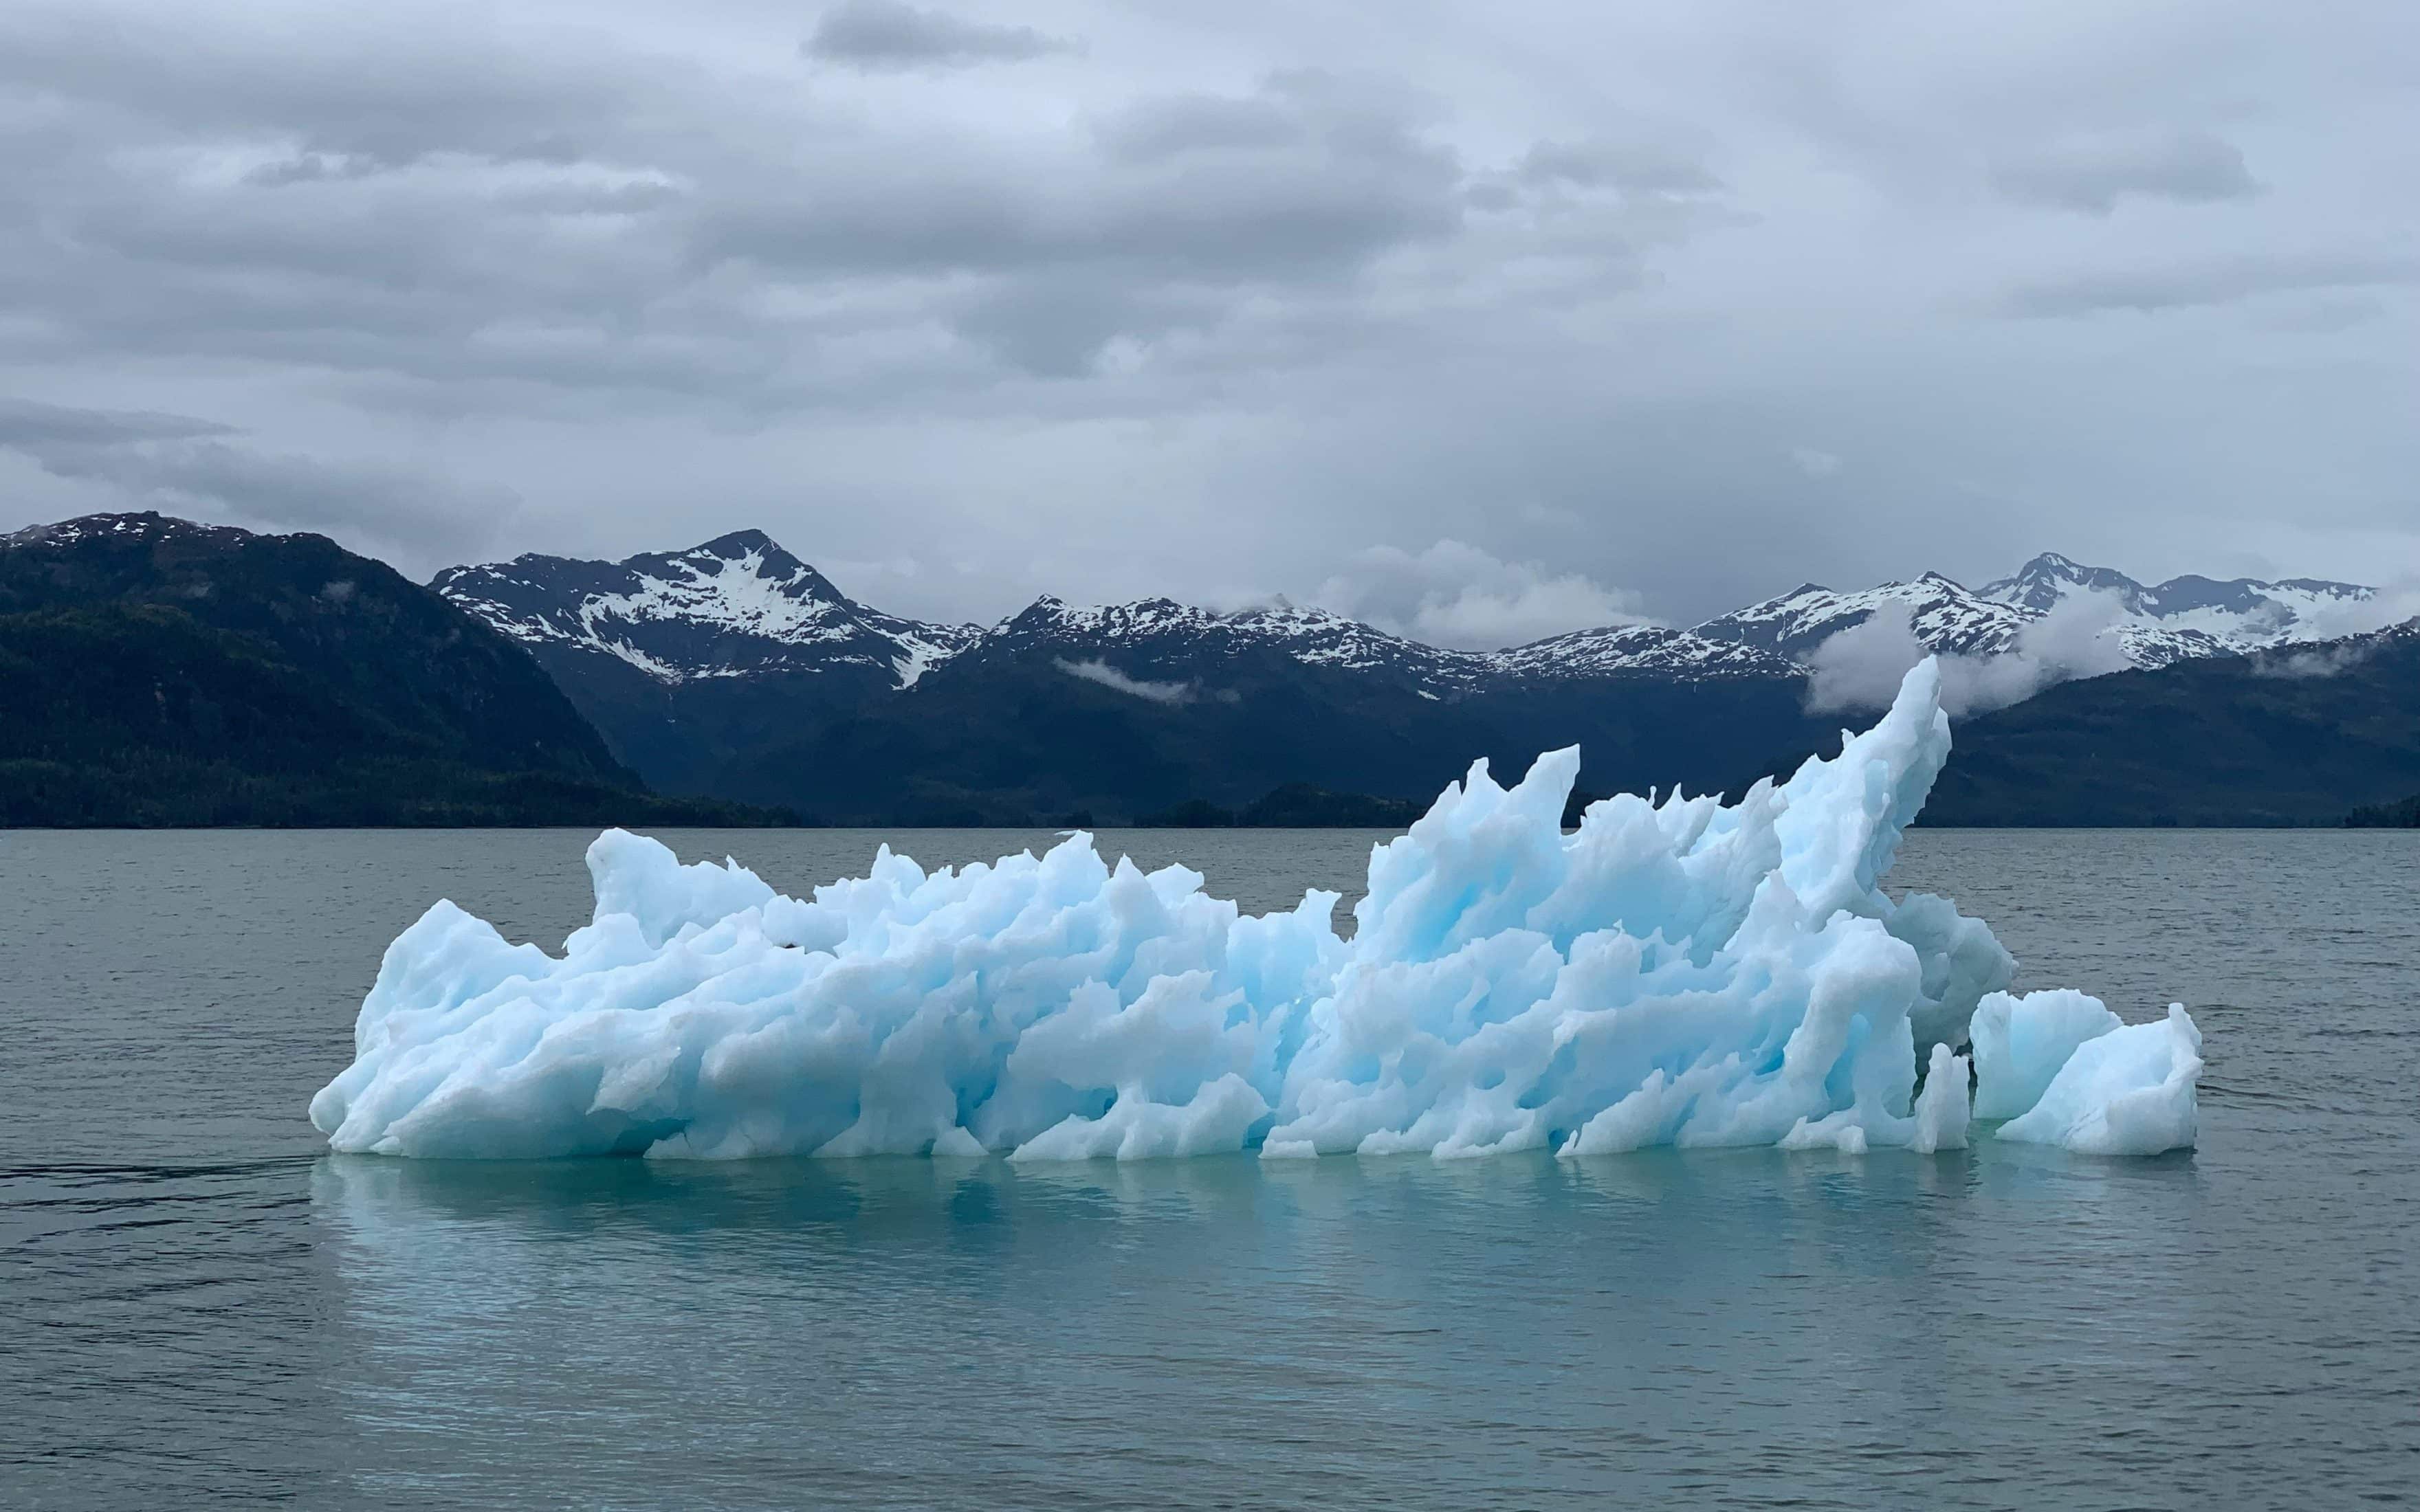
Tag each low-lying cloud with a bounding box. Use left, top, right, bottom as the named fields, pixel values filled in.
left=2247, top=583, right=2420, bottom=677
left=1804, top=592, right=2134, bottom=718
left=1314, top=540, right=1647, bottom=651
left=1055, top=657, right=1197, bottom=704
left=2, top=1, right=2417, bottom=615
left=2287, top=580, right=2420, bottom=643
left=2252, top=643, right=2376, bottom=678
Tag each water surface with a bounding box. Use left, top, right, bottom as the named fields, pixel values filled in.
left=3, top=827, right=2414, bottom=1509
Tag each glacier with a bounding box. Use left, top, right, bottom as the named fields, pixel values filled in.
left=309, top=660, right=2201, bottom=1162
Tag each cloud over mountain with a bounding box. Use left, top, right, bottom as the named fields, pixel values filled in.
left=1, top=1, right=2413, bottom=605
left=1313, top=541, right=1650, bottom=651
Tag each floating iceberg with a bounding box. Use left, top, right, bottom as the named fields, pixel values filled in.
left=309, top=660, right=2199, bottom=1162
left=1992, top=1003, right=2202, bottom=1156
left=1969, top=988, right=2124, bottom=1120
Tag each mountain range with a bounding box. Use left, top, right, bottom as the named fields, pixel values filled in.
left=1929, top=619, right=2420, bottom=825
left=8, top=509, right=2412, bottom=827
left=426, top=529, right=2398, bottom=825
left=439, top=535, right=2376, bottom=696
left=0, top=513, right=784, bottom=826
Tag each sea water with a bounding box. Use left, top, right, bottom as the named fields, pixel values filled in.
left=3, top=827, right=2415, bottom=1509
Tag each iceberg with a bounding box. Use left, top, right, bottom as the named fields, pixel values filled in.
left=309, top=660, right=2196, bottom=1162
left=1965, top=988, right=2201, bottom=1154
left=1968, top=988, right=2123, bottom=1121
left=1991, top=1003, right=2202, bottom=1156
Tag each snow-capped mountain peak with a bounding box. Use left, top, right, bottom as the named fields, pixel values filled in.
left=432, top=531, right=2382, bottom=702
left=989, top=592, right=1495, bottom=690
left=434, top=534, right=978, bottom=687
left=1489, top=623, right=1800, bottom=678
left=1981, top=552, right=2148, bottom=615
left=4, top=510, right=267, bottom=554
left=1691, top=575, right=2032, bottom=660
left=1973, top=552, right=2374, bottom=664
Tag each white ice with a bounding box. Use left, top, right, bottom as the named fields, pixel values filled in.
left=309, top=659, right=2195, bottom=1162
left=1968, top=989, right=2122, bottom=1120
left=1989, top=1003, right=2202, bottom=1156
left=1965, top=988, right=2201, bottom=1153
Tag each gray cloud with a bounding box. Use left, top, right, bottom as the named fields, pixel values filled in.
left=698, top=70, right=1473, bottom=377
left=1998, top=252, right=2420, bottom=318
left=0, top=7, right=650, bottom=171
left=2252, top=641, right=2376, bottom=678
left=0, top=0, right=2414, bottom=623
left=1518, top=137, right=1722, bottom=196
left=0, top=398, right=518, bottom=566
left=34, top=440, right=517, bottom=548
left=705, top=72, right=1464, bottom=285
left=1099, top=91, right=1314, bottom=164
left=806, top=1, right=1075, bottom=70
left=0, top=397, right=235, bottom=447
left=952, top=276, right=1218, bottom=378
left=1313, top=541, right=1650, bottom=651
left=1988, top=131, right=2260, bottom=214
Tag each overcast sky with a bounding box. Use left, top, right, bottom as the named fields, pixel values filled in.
left=2, top=0, right=2414, bottom=642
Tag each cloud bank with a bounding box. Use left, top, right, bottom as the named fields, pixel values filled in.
left=0, top=399, right=517, bottom=562
left=1313, top=540, right=1649, bottom=651
left=0, top=1, right=2414, bottom=608
left=1805, top=593, right=2134, bottom=717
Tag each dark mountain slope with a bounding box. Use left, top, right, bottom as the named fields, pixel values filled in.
left=716, top=632, right=1833, bottom=825
left=1928, top=621, right=2420, bottom=826
left=430, top=530, right=2388, bottom=824
left=432, top=533, right=976, bottom=793
left=0, top=513, right=783, bottom=826
left=2346, top=792, right=2420, bottom=827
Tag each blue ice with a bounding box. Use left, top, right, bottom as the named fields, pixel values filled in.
left=309, top=661, right=2199, bottom=1161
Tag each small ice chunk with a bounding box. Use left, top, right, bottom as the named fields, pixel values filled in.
left=1969, top=988, right=2123, bottom=1120
left=1779, top=1111, right=1871, bottom=1154
left=1909, top=1042, right=1970, bottom=1153
left=1996, top=1005, right=2201, bottom=1156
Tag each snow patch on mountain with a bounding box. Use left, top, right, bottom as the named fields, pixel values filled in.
left=1774, top=553, right=2388, bottom=711
left=1489, top=624, right=1798, bottom=679
left=1696, top=575, right=2034, bottom=661
left=1980, top=553, right=2377, bottom=665
left=433, top=531, right=978, bottom=688
left=3, top=511, right=256, bottom=552
left=433, top=530, right=2379, bottom=705
left=995, top=594, right=1496, bottom=693
left=1805, top=592, right=2135, bottom=715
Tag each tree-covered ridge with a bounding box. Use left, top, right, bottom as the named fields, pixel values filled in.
left=0, top=514, right=789, bottom=827
left=1924, top=623, right=2420, bottom=827
left=2345, top=792, right=2420, bottom=827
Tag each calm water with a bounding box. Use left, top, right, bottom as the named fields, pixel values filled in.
left=3, top=827, right=2415, bottom=1510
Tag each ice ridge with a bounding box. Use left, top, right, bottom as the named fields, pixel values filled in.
left=309, top=660, right=2199, bottom=1161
